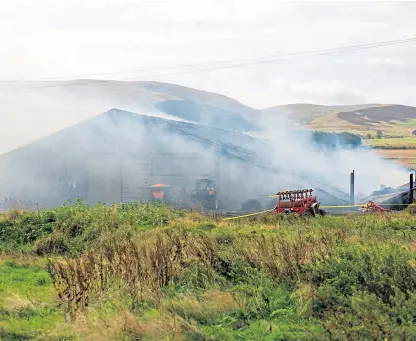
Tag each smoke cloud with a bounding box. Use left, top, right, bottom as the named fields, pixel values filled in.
left=0, top=81, right=410, bottom=211
left=255, top=109, right=409, bottom=195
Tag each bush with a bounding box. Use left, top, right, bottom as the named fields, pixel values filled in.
left=0, top=201, right=176, bottom=255
left=306, top=246, right=416, bottom=340
left=0, top=211, right=55, bottom=247
left=34, top=232, right=70, bottom=255
left=309, top=246, right=416, bottom=305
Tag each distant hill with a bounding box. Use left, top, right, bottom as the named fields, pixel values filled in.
left=337, top=105, right=416, bottom=125
left=308, top=104, right=416, bottom=136
left=261, top=103, right=416, bottom=137
left=261, top=103, right=381, bottom=124
left=155, top=99, right=258, bottom=132
left=139, top=81, right=258, bottom=118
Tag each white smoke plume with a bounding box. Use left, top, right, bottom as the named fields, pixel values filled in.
left=255, top=109, right=409, bottom=195
left=0, top=80, right=411, bottom=211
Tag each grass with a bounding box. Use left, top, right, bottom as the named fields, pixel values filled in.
left=364, top=137, right=416, bottom=147
left=0, top=202, right=416, bottom=340
left=0, top=259, right=65, bottom=341
left=0, top=259, right=53, bottom=304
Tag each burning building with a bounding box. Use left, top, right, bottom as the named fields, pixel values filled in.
left=0, top=108, right=281, bottom=209
left=0, top=108, right=409, bottom=212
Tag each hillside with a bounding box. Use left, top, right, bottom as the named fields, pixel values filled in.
left=308, top=104, right=416, bottom=137
left=261, top=103, right=381, bottom=124
left=0, top=80, right=256, bottom=116
left=262, top=103, right=416, bottom=137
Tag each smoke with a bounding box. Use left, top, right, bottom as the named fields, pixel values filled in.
left=0, top=98, right=272, bottom=209
left=255, top=109, right=409, bottom=195
left=0, top=81, right=195, bottom=154
left=0, top=80, right=411, bottom=211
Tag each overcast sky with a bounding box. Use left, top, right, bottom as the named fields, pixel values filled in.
left=1, top=0, right=416, bottom=108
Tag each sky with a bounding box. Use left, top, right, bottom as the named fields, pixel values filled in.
left=1, top=0, right=416, bottom=108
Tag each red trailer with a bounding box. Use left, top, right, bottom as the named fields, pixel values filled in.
left=273, top=189, right=325, bottom=217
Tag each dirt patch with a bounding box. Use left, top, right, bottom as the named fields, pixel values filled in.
left=374, top=149, right=416, bottom=167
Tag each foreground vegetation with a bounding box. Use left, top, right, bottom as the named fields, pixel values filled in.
left=1, top=202, right=416, bottom=340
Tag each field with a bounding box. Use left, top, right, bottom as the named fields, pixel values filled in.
left=365, top=137, right=416, bottom=147
left=1, top=202, right=416, bottom=341
left=364, top=137, right=416, bottom=168
left=373, top=150, right=416, bottom=168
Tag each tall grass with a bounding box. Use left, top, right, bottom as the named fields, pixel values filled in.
left=0, top=202, right=415, bottom=340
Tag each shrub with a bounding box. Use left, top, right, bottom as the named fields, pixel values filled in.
left=309, top=246, right=416, bottom=306
left=0, top=201, right=177, bottom=255
left=34, top=232, right=70, bottom=255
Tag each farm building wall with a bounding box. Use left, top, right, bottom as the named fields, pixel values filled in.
left=0, top=144, right=223, bottom=209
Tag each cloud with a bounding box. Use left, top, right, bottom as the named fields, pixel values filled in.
left=1, top=1, right=416, bottom=107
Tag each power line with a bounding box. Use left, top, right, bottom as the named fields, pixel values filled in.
left=15, top=36, right=416, bottom=82
left=1, top=36, right=415, bottom=93
left=122, top=36, right=416, bottom=81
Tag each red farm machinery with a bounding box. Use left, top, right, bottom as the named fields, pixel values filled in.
left=273, top=189, right=326, bottom=217
left=360, top=201, right=392, bottom=213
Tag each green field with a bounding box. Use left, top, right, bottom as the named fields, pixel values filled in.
left=1, top=202, right=416, bottom=341
left=364, top=137, right=416, bottom=147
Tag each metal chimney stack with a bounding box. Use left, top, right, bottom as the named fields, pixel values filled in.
left=350, top=170, right=355, bottom=205
left=410, top=173, right=414, bottom=204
